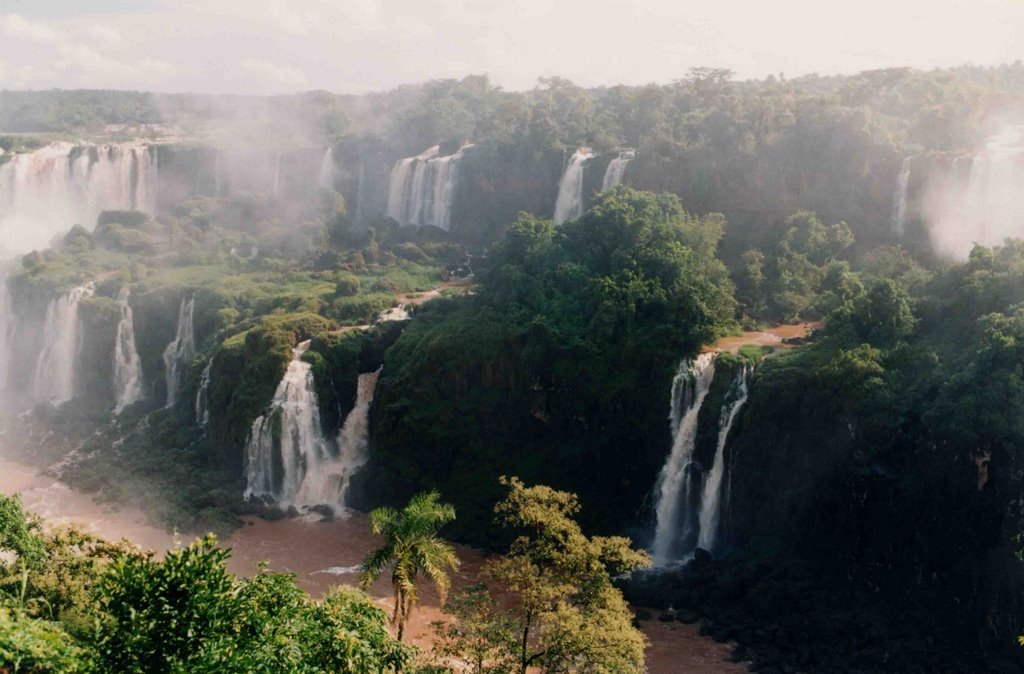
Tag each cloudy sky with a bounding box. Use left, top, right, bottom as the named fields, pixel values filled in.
left=1, top=0, right=1022, bottom=94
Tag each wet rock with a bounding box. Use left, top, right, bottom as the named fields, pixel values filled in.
left=307, top=504, right=334, bottom=518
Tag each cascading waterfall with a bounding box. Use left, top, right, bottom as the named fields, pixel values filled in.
left=651, top=353, right=716, bottom=565
left=162, top=294, right=195, bottom=408
left=318, top=147, right=335, bottom=189
left=554, top=148, right=595, bottom=224
left=696, top=366, right=752, bottom=553
left=0, top=142, right=157, bottom=254
left=385, top=144, right=472, bottom=230
left=112, top=287, right=144, bottom=413
left=244, top=341, right=333, bottom=510
left=335, top=367, right=382, bottom=506
left=926, top=124, right=1024, bottom=258
left=244, top=352, right=382, bottom=513
left=601, top=149, right=635, bottom=191
left=195, top=358, right=213, bottom=426
left=32, top=284, right=95, bottom=404
left=0, top=281, right=14, bottom=390
left=891, top=156, right=911, bottom=236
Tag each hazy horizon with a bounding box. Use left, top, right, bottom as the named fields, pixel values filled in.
left=1, top=0, right=1022, bottom=95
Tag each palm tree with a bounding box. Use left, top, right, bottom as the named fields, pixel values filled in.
left=359, top=491, right=459, bottom=641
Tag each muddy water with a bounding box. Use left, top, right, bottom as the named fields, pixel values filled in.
left=705, top=322, right=817, bottom=354
left=0, top=458, right=742, bottom=672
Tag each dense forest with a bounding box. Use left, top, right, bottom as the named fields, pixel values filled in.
left=1, top=63, right=1024, bottom=672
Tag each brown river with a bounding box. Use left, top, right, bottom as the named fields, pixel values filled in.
left=0, top=458, right=744, bottom=673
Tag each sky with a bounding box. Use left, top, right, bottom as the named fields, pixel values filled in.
left=0, top=0, right=1022, bottom=95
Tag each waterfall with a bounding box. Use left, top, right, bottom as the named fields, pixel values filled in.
left=926, top=124, right=1024, bottom=258
left=377, top=304, right=410, bottom=322
left=244, top=341, right=336, bottom=510
left=195, top=358, right=213, bottom=426
left=0, top=281, right=14, bottom=390
left=162, top=294, right=196, bottom=408
left=601, top=149, right=635, bottom=191
left=651, top=353, right=716, bottom=565
left=891, top=156, right=911, bottom=237
left=112, top=287, right=144, bottom=413
left=318, top=147, right=335, bottom=190
left=336, top=367, right=382, bottom=506
left=553, top=148, right=595, bottom=224
left=0, top=142, right=156, bottom=254
left=32, top=284, right=94, bottom=404
left=696, top=366, right=751, bottom=553
left=385, top=144, right=471, bottom=230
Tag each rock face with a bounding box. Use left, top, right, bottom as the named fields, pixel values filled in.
left=632, top=353, right=1024, bottom=671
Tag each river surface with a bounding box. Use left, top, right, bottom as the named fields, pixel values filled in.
left=0, top=457, right=743, bottom=673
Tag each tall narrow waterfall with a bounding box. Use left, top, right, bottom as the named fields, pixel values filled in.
left=318, top=148, right=335, bottom=189
left=385, top=144, right=472, bottom=230
left=891, top=156, right=911, bottom=237
left=0, top=282, right=14, bottom=390
left=696, top=366, right=751, bottom=553
left=336, top=367, right=382, bottom=506
left=651, top=353, right=716, bottom=565
left=195, top=358, right=213, bottom=426
left=162, top=294, right=195, bottom=408
left=0, top=142, right=156, bottom=254
left=32, top=284, right=94, bottom=404
left=554, top=148, right=595, bottom=224
left=113, top=287, right=144, bottom=413
left=926, top=124, right=1024, bottom=258
left=601, top=150, right=635, bottom=191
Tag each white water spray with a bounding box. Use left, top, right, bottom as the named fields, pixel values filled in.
left=385, top=145, right=472, bottom=229
left=696, top=366, right=751, bottom=553
left=318, top=147, right=335, bottom=189
left=891, top=156, right=912, bottom=237
left=601, top=150, right=635, bottom=191
left=195, top=358, right=213, bottom=426
left=651, top=353, right=716, bottom=565
left=0, top=142, right=156, bottom=254
left=33, top=284, right=94, bottom=404
left=336, top=367, right=381, bottom=506
left=162, top=294, right=195, bottom=408
left=925, top=125, right=1024, bottom=258
left=113, top=287, right=144, bottom=413
left=554, top=148, right=595, bottom=224
left=245, top=342, right=331, bottom=510
left=0, top=282, right=14, bottom=391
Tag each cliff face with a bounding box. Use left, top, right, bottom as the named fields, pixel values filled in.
left=709, top=352, right=1024, bottom=668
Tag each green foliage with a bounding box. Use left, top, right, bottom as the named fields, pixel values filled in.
left=93, top=535, right=412, bottom=673
left=360, top=492, right=459, bottom=641
left=433, top=478, right=649, bottom=674
left=368, top=189, right=735, bottom=538
left=0, top=603, right=87, bottom=673
left=335, top=272, right=361, bottom=297
left=0, top=494, right=46, bottom=568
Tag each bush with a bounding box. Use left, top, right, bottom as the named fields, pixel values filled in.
left=335, top=272, right=360, bottom=297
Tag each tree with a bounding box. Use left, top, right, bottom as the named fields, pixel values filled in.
left=360, top=491, right=459, bottom=641
left=434, top=477, right=650, bottom=674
